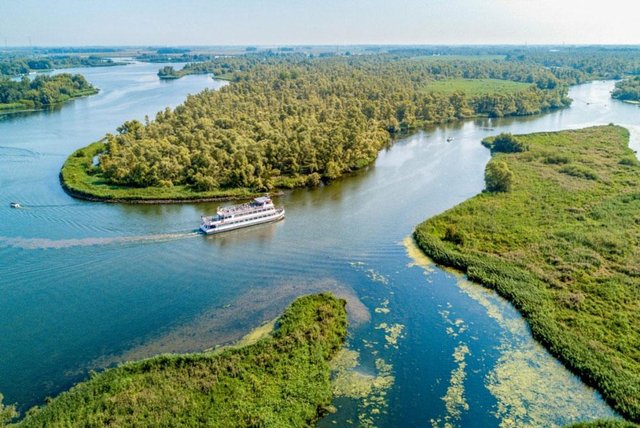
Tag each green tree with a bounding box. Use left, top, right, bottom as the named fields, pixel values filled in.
left=491, top=133, right=528, bottom=153
left=485, top=160, right=513, bottom=192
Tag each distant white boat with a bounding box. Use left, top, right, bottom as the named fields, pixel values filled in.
left=200, top=196, right=285, bottom=234
left=10, top=202, right=21, bottom=208
left=446, top=137, right=454, bottom=142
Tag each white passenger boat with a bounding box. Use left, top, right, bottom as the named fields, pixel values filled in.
left=200, top=196, right=285, bottom=234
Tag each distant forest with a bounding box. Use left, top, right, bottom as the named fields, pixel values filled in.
left=0, top=74, right=97, bottom=111
left=0, top=55, right=120, bottom=77
left=156, top=45, right=640, bottom=83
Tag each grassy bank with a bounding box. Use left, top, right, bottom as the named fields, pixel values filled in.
left=15, top=293, right=347, bottom=427
left=423, top=78, right=532, bottom=96
left=60, top=142, right=258, bottom=202
left=414, top=125, right=640, bottom=422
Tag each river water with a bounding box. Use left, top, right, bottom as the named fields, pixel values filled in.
left=0, top=63, right=638, bottom=426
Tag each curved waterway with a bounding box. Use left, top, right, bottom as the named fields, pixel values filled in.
left=0, top=65, right=638, bottom=426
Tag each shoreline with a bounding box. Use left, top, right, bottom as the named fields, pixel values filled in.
left=0, top=89, right=99, bottom=116
left=59, top=176, right=281, bottom=204
left=414, top=126, right=640, bottom=423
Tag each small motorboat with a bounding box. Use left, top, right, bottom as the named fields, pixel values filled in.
left=10, top=202, right=21, bottom=208
left=446, top=137, right=454, bottom=142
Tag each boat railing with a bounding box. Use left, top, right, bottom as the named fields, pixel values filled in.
left=217, top=203, right=274, bottom=216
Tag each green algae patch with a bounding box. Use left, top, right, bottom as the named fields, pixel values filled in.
left=414, top=125, right=640, bottom=422
left=330, top=348, right=394, bottom=427
left=429, top=343, right=471, bottom=428
left=444, top=344, right=471, bottom=423
left=375, top=322, right=405, bottom=348
left=17, top=293, right=348, bottom=427
left=456, top=276, right=621, bottom=428
left=403, top=236, right=435, bottom=272
left=374, top=299, right=391, bottom=315
left=348, top=261, right=390, bottom=286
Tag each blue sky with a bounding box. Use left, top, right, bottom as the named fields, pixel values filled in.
left=0, top=0, right=638, bottom=46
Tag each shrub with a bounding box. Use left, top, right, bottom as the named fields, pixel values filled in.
left=443, top=225, right=465, bottom=245
left=544, top=154, right=570, bottom=164
left=486, top=133, right=528, bottom=153
left=559, top=164, right=598, bottom=180
left=485, top=160, right=514, bottom=192
left=619, top=157, right=638, bottom=166
left=306, top=172, right=322, bottom=188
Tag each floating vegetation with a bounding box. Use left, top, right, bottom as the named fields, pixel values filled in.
left=404, top=236, right=619, bottom=427
left=366, top=269, right=390, bottom=285
left=330, top=348, right=394, bottom=427
left=403, top=236, right=435, bottom=272
left=374, top=299, right=390, bottom=315
left=445, top=344, right=471, bottom=424
left=460, top=275, right=619, bottom=427
left=430, top=343, right=471, bottom=428
left=348, top=261, right=390, bottom=285
left=230, top=318, right=276, bottom=348
left=438, top=309, right=468, bottom=338
left=375, top=322, right=405, bottom=348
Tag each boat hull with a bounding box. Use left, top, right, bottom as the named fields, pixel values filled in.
left=200, top=209, right=285, bottom=234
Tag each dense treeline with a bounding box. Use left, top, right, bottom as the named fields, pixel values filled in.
left=157, top=53, right=303, bottom=80
left=506, top=47, right=640, bottom=81
left=612, top=76, right=640, bottom=102
left=15, top=294, right=347, bottom=427
left=161, top=46, right=640, bottom=84
left=385, top=45, right=640, bottom=83
left=0, top=73, right=97, bottom=111
left=0, top=56, right=120, bottom=76
left=415, top=126, right=640, bottom=422
left=140, top=53, right=214, bottom=64
left=99, top=55, right=568, bottom=193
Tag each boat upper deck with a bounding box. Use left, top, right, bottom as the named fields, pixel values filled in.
left=216, top=197, right=274, bottom=217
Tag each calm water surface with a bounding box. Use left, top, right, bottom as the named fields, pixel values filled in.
left=0, top=65, right=638, bottom=426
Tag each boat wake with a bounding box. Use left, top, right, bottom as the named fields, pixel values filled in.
left=0, top=146, right=40, bottom=158
left=0, top=231, right=199, bottom=250
left=8, top=203, right=83, bottom=209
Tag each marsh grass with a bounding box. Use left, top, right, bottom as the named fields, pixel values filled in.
left=414, top=125, right=640, bottom=422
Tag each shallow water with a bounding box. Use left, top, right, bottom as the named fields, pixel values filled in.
left=0, top=65, right=637, bottom=425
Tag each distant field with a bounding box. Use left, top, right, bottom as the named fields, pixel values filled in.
left=423, top=78, right=532, bottom=96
